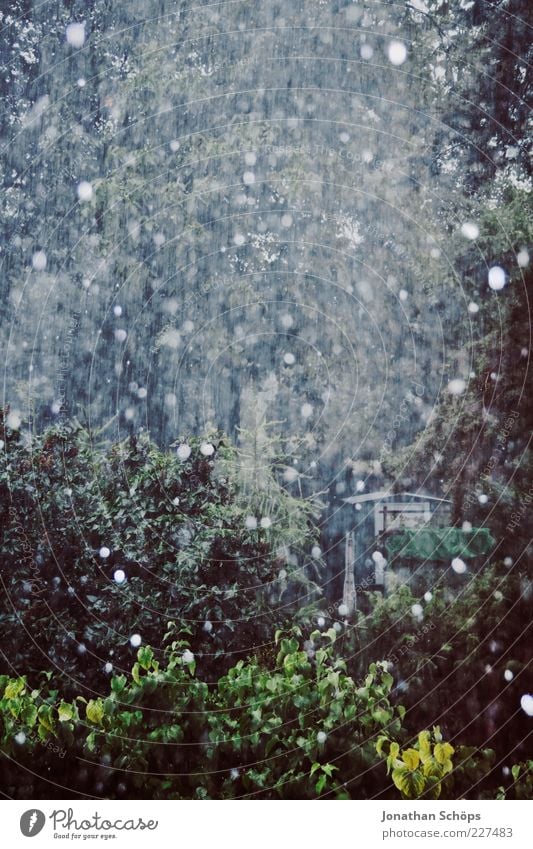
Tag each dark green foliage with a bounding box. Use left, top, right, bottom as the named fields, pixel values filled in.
left=0, top=414, right=317, bottom=693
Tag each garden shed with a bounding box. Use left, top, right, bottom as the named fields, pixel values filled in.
left=329, top=490, right=494, bottom=612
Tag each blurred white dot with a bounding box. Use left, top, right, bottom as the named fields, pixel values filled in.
left=244, top=152, right=257, bottom=166
left=113, top=569, right=126, bottom=584
left=504, top=669, right=514, bottom=682
left=114, top=328, right=127, bottom=342
left=243, top=171, right=255, bottom=185
left=99, top=546, right=111, bottom=559
left=517, top=249, right=529, bottom=268
left=182, top=649, right=194, bottom=664
left=338, top=603, right=349, bottom=617
left=66, top=22, right=85, bottom=48
left=177, top=444, right=191, bottom=461
left=77, top=78, right=86, bottom=87
left=32, top=250, right=47, bottom=271
left=245, top=516, right=258, bottom=530
left=399, top=289, right=408, bottom=301
left=478, top=493, right=488, bottom=504
left=233, top=233, right=245, bottom=246
left=461, top=222, right=479, bottom=240
left=411, top=603, right=423, bottom=617
left=283, top=352, right=295, bottom=365
left=424, top=591, right=433, bottom=602
left=260, top=516, right=272, bottom=529
left=488, top=266, right=506, bottom=291
left=281, top=213, right=293, bottom=228
left=451, top=557, right=467, bottom=574
left=170, top=140, right=180, bottom=152
left=200, top=442, right=215, bottom=456
left=130, top=633, right=142, bottom=648
left=447, top=378, right=466, bottom=395
left=301, top=403, right=313, bottom=419
left=387, top=40, right=407, bottom=65
left=360, top=44, right=373, bottom=60
left=164, top=393, right=176, bottom=408
left=77, top=181, right=93, bottom=202
left=280, top=313, right=294, bottom=329
left=520, top=694, right=533, bottom=716
left=113, top=305, right=122, bottom=317
left=468, top=302, right=479, bottom=314
left=316, top=731, right=327, bottom=744
left=311, top=545, right=322, bottom=559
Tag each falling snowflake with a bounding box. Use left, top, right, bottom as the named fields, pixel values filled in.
left=520, top=694, right=533, bottom=716
left=130, top=633, right=142, bottom=648
left=447, top=378, right=466, bottom=395
left=113, top=569, right=126, bottom=584
left=387, top=40, right=407, bottom=65
left=451, top=557, right=467, bottom=574
left=66, top=23, right=86, bottom=48
left=177, top=444, right=191, bottom=461
left=32, top=250, right=47, bottom=271
left=77, top=181, right=93, bottom=201
left=488, top=266, right=506, bottom=291
left=200, top=442, right=215, bottom=456
left=461, top=222, right=479, bottom=240
left=99, top=546, right=111, bottom=559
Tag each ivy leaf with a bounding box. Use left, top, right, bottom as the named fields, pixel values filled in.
left=58, top=701, right=74, bottom=722
left=402, top=748, right=421, bottom=771
left=86, top=699, right=104, bottom=724
left=434, top=742, right=454, bottom=765
left=392, top=766, right=426, bottom=799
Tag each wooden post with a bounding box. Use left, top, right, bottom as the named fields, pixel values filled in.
left=343, top=532, right=357, bottom=615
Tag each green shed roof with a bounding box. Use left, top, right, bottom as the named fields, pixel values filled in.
left=385, top=527, right=495, bottom=562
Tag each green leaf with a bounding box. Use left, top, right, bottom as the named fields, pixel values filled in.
left=322, top=764, right=337, bottom=778
left=21, top=703, right=37, bottom=727
left=4, top=678, right=25, bottom=699
left=86, top=699, right=104, bottom=724
left=402, top=748, right=421, bottom=771
left=137, top=646, right=154, bottom=670
left=58, top=701, right=74, bottom=722
left=131, top=663, right=142, bottom=685
left=392, top=766, right=426, bottom=799
left=310, top=762, right=321, bottom=776
left=315, top=773, right=327, bottom=794
left=418, top=729, right=431, bottom=757
left=511, top=764, right=521, bottom=781
left=434, top=742, right=454, bottom=765
left=111, top=675, right=127, bottom=694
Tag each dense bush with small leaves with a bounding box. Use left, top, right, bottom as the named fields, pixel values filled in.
left=0, top=414, right=319, bottom=692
